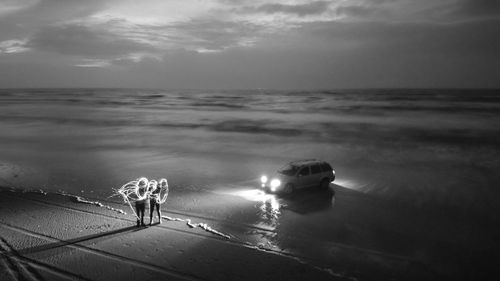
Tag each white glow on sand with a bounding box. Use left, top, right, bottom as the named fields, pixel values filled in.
left=233, top=189, right=274, bottom=202
left=334, top=178, right=365, bottom=192
left=230, top=189, right=280, bottom=213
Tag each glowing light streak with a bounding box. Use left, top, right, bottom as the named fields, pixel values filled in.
left=151, top=178, right=169, bottom=204
left=116, top=177, right=153, bottom=219
left=116, top=177, right=230, bottom=239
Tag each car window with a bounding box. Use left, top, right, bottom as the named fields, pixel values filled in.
left=320, top=163, right=332, bottom=172
left=278, top=164, right=300, bottom=176
left=298, top=167, right=310, bottom=176
left=311, top=164, right=322, bottom=174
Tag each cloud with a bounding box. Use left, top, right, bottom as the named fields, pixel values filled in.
left=0, top=0, right=38, bottom=16
left=459, top=0, right=500, bottom=16
left=0, top=0, right=110, bottom=23
left=164, top=19, right=264, bottom=52
left=21, top=15, right=267, bottom=64
left=335, top=5, right=379, bottom=18
left=290, top=17, right=500, bottom=56
left=240, top=1, right=332, bottom=17
left=27, top=24, right=157, bottom=57
left=74, top=59, right=111, bottom=68
left=0, top=39, right=29, bottom=54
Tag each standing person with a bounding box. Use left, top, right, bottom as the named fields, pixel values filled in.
left=150, top=178, right=168, bottom=225
left=135, top=178, right=149, bottom=227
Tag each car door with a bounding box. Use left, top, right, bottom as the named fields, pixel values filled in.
left=296, top=166, right=311, bottom=189
left=310, top=164, right=323, bottom=187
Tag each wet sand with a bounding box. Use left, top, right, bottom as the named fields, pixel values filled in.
left=0, top=186, right=436, bottom=281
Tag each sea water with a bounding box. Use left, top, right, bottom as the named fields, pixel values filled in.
left=1, top=88, right=498, bottom=210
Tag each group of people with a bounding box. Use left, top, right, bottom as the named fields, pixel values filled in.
left=119, top=177, right=169, bottom=227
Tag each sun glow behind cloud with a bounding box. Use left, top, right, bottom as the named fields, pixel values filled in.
left=94, top=0, right=220, bottom=25
left=1, top=0, right=345, bottom=62
left=0, top=0, right=39, bottom=16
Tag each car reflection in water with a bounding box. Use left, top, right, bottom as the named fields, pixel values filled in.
left=280, top=185, right=336, bottom=214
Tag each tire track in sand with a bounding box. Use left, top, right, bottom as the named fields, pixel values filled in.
left=1, top=191, right=352, bottom=279
left=4, top=191, right=414, bottom=263
left=1, top=235, right=84, bottom=281
left=3, top=192, right=292, bottom=255
left=2, top=190, right=420, bottom=281
left=0, top=222, right=208, bottom=281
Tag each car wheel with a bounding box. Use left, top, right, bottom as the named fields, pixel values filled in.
left=283, top=183, right=294, bottom=194
left=319, top=179, right=330, bottom=190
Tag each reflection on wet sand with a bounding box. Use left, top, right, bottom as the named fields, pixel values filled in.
left=228, top=189, right=281, bottom=229
left=258, top=194, right=280, bottom=230
left=224, top=186, right=337, bottom=252
left=222, top=188, right=282, bottom=250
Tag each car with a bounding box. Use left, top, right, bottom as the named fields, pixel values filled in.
left=260, top=159, right=335, bottom=194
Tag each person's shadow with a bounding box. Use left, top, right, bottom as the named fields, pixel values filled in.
left=3, top=225, right=139, bottom=258
left=279, top=185, right=336, bottom=214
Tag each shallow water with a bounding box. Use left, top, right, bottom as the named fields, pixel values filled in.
left=1, top=89, right=499, bottom=205
left=1, top=88, right=500, bottom=278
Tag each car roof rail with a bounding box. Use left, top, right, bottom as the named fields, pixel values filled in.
left=289, top=159, right=319, bottom=164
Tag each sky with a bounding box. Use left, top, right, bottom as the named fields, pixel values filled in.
left=0, top=0, right=499, bottom=89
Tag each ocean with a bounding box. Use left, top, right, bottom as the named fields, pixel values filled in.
left=1, top=88, right=499, bottom=278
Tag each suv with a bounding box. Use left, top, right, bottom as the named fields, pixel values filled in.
left=260, top=159, right=335, bottom=194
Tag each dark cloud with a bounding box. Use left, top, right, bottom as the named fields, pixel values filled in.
left=216, top=0, right=249, bottom=5
left=336, top=5, right=378, bottom=17
left=241, top=1, right=331, bottom=17
left=461, top=0, right=500, bottom=16
left=27, top=24, right=156, bottom=57
left=33, top=0, right=109, bottom=18
left=114, top=17, right=500, bottom=89
left=0, top=0, right=112, bottom=44
left=292, top=18, right=500, bottom=56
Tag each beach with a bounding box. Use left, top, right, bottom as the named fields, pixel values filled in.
left=0, top=186, right=436, bottom=281
left=1, top=89, right=500, bottom=280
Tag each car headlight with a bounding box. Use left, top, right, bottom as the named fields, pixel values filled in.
left=260, top=175, right=268, bottom=184
left=270, top=179, right=281, bottom=192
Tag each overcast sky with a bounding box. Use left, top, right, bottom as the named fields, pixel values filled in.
left=0, top=0, right=499, bottom=89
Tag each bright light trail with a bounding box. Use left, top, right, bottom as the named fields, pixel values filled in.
left=116, top=177, right=230, bottom=239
